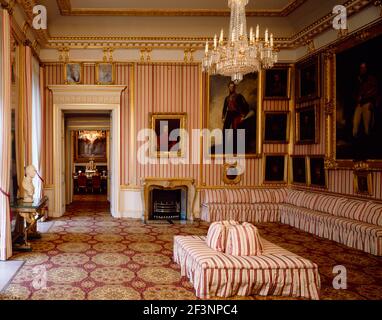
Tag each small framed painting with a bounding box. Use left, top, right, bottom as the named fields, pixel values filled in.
left=354, top=171, right=372, bottom=196
left=291, top=156, right=307, bottom=185
left=64, top=62, right=83, bottom=84
left=149, top=113, right=187, bottom=158
left=296, top=55, right=321, bottom=102
left=264, top=67, right=291, bottom=100
left=308, top=156, right=327, bottom=188
left=264, top=112, right=290, bottom=144
left=264, top=155, right=287, bottom=183
left=296, top=104, right=319, bottom=144
left=96, top=62, right=115, bottom=85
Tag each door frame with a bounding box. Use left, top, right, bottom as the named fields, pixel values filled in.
left=53, top=103, right=120, bottom=217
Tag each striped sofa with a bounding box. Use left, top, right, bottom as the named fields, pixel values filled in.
left=174, top=235, right=320, bottom=300
left=201, top=188, right=287, bottom=223
left=200, top=188, right=382, bottom=256
left=281, top=190, right=382, bottom=256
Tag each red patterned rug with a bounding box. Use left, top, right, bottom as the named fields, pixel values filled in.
left=1, top=200, right=381, bottom=300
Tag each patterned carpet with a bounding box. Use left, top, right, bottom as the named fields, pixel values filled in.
left=1, top=200, right=381, bottom=300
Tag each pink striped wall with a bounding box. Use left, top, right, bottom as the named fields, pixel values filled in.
left=328, top=170, right=382, bottom=199
left=133, top=63, right=201, bottom=185
left=43, top=63, right=64, bottom=185
left=43, top=63, right=132, bottom=186
left=41, top=62, right=382, bottom=200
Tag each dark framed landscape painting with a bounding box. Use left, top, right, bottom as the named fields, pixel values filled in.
left=336, top=34, right=382, bottom=161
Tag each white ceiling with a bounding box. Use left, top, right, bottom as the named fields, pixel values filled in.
left=69, top=0, right=294, bottom=10
left=38, top=0, right=347, bottom=38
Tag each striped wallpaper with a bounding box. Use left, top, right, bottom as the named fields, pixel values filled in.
left=43, top=63, right=132, bottom=186
left=42, top=62, right=382, bottom=200
left=133, top=63, right=201, bottom=186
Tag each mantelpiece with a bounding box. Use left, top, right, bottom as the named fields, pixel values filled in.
left=142, top=178, right=197, bottom=222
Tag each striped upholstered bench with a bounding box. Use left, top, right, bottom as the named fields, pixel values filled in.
left=200, top=188, right=287, bottom=223
left=174, top=235, right=320, bottom=300
left=280, top=190, right=382, bottom=256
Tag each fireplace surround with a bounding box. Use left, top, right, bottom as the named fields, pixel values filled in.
left=142, top=178, right=196, bottom=222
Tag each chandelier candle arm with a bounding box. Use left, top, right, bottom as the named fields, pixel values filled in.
left=202, top=0, right=277, bottom=83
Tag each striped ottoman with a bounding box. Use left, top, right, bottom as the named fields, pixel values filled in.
left=173, top=235, right=320, bottom=300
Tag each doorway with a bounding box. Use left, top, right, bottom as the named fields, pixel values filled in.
left=64, top=112, right=111, bottom=207
left=50, top=85, right=125, bottom=218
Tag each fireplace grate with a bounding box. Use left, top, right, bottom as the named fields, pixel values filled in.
left=153, top=201, right=180, bottom=220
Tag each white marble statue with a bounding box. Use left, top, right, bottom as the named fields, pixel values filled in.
left=22, top=165, right=37, bottom=203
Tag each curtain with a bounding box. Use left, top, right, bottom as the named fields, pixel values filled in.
left=15, top=45, right=32, bottom=198
left=0, top=9, right=13, bottom=260
left=31, top=56, right=42, bottom=199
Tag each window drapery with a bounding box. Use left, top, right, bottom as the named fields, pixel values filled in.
left=31, top=56, right=43, bottom=199
left=0, top=9, right=13, bottom=260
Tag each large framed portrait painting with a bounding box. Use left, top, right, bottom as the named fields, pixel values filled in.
left=208, top=73, right=258, bottom=156
left=336, top=34, right=382, bottom=161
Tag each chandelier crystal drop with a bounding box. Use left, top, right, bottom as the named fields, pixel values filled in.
left=202, top=0, right=278, bottom=83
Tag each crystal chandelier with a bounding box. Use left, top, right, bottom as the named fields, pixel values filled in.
left=202, top=0, right=278, bottom=83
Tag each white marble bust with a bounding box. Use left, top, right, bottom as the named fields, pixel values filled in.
left=22, top=165, right=36, bottom=203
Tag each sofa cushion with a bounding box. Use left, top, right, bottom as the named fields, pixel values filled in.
left=206, top=221, right=239, bottom=252
left=225, top=189, right=250, bottom=204
left=250, top=189, right=274, bottom=203
left=359, top=202, right=382, bottom=226
left=203, top=189, right=226, bottom=204
left=225, top=223, right=263, bottom=256
left=299, top=192, right=320, bottom=210
left=313, top=194, right=342, bottom=215
left=286, top=190, right=307, bottom=207
left=272, top=188, right=288, bottom=203
left=334, top=198, right=366, bottom=220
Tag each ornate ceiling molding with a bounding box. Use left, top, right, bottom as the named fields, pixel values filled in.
left=45, top=0, right=375, bottom=51
left=17, top=0, right=50, bottom=44
left=56, top=0, right=307, bottom=17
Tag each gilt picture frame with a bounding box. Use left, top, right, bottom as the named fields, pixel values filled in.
left=296, top=55, right=321, bottom=102
left=64, top=62, right=83, bottom=85
left=96, top=62, right=115, bottom=85
left=296, top=103, right=319, bottom=145
left=291, top=156, right=308, bottom=185
left=149, top=113, right=187, bottom=158
left=206, top=72, right=261, bottom=158
left=308, top=156, right=327, bottom=188
left=264, top=111, right=290, bottom=144
left=264, top=67, right=291, bottom=100
left=264, top=155, right=288, bottom=184
left=354, top=170, right=373, bottom=196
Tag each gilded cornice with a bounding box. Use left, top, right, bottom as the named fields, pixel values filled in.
left=43, top=0, right=374, bottom=51
left=56, top=0, right=307, bottom=17
left=17, top=0, right=50, bottom=44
